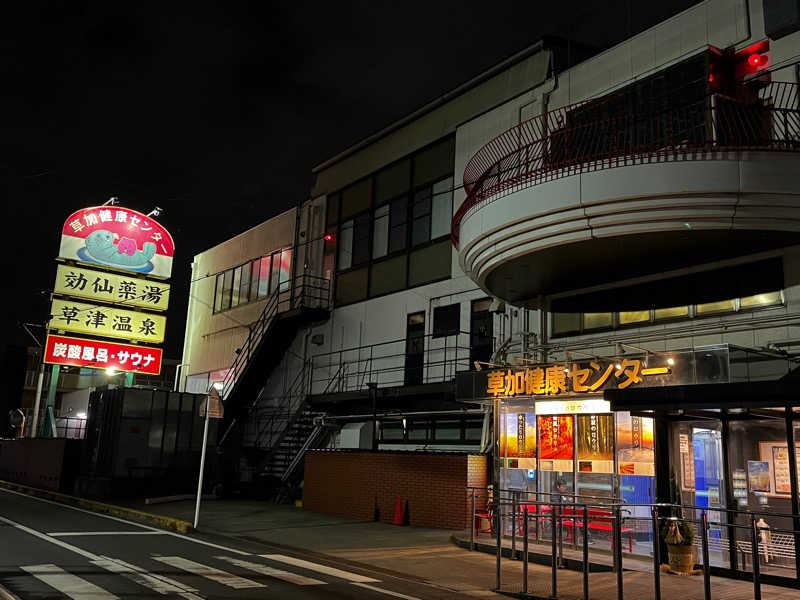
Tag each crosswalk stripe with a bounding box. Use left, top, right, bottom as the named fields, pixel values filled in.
left=92, top=556, right=203, bottom=599
left=260, top=554, right=380, bottom=583
left=21, top=564, right=118, bottom=600
left=151, top=556, right=264, bottom=589
left=215, top=556, right=325, bottom=586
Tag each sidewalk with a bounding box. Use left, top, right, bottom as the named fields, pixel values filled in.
left=124, top=498, right=796, bottom=600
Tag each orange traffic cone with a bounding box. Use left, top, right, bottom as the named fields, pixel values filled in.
left=393, top=496, right=404, bottom=525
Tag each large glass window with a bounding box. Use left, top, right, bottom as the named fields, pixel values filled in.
left=211, top=249, right=291, bottom=313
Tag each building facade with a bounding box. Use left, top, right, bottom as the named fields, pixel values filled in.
left=180, top=0, right=800, bottom=577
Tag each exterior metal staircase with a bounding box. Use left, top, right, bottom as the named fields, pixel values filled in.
left=217, top=275, right=329, bottom=446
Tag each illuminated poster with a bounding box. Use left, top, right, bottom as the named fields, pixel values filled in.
left=59, top=206, right=174, bottom=278
left=538, top=415, right=573, bottom=460
left=500, top=413, right=536, bottom=462
left=616, top=412, right=655, bottom=476
left=53, top=264, right=170, bottom=310
left=577, top=414, right=614, bottom=473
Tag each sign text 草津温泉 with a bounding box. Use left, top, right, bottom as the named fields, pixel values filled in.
left=50, top=298, right=166, bottom=344
left=485, top=359, right=670, bottom=397
left=54, top=264, right=170, bottom=310
left=43, top=334, right=162, bottom=375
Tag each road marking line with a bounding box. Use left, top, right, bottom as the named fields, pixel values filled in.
left=0, top=515, right=100, bottom=560
left=151, top=556, right=264, bottom=589
left=215, top=556, right=325, bottom=586
left=351, top=582, right=425, bottom=600
left=92, top=556, right=203, bottom=599
left=21, top=564, right=118, bottom=600
left=50, top=531, right=168, bottom=537
left=0, top=487, right=251, bottom=555
left=260, top=554, right=380, bottom=583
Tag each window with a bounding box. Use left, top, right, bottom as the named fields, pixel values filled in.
left=373, top=204, right=389, bottom=259
left=412, top=188, right=432, bottom=246
left=231, top=266, right=242, bottom=308
left=222, top=270, right=233, bottom=311
left=551, top=291, right=783, bottom=337
left=338, top=220, right=354, bottom=270
left=389, top=197, right=408, bottom=253
left=239, top=261, right=252, bottom=304
left=257, top=256, right=271, bottom=298
left=351, top=212, right=371, bottom=266
left=211, top=249, right=292, bottom=313
left=433, top=303, right=460, bottom=337
left=327, top=135, right=454, bottom=306
left=655, top=306, right=688, bottom=320
left=214, top=274, right=225, bottom=312
left=430, top=177, right=453, bottom=239
left=249, top=259, right=260, bottom=300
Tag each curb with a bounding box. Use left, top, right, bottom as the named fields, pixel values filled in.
left=0, top=479, right=193, bottom=534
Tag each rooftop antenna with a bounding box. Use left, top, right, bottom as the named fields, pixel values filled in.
left=103, top=196, right=119, bottom=206
left=146, top=206, right=163, bottom=218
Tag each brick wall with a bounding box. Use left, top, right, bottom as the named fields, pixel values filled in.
left=303, top=450, right=489, bottom=530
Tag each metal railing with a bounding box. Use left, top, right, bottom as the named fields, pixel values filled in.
left=308, top=331, right=474, bottom=395
left=221, top=274, right=330, bottom=402
left=465, top=486, right=800, bottom=599
left=452, top=81, right=800, bottom=245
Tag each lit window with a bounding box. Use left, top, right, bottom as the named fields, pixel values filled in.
left=552, top=313, right=580, bottom=335
left=619, top=310, right=650, bottom=324
left=584, top=313, right=612, bottom=330
left=740, top=291, right=781, bottom=308
left=696, top=299, right=735, bottom=314
left=654, top=306, right=689, bottom=320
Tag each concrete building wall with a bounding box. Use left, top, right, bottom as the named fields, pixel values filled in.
left=180, top=208, right=297, bottom=383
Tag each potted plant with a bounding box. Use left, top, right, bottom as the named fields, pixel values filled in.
left=661, top=467, right=696, bottom=573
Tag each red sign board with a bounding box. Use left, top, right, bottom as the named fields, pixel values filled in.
left=59, top=206, right=175, bottom=278
left=44, top=334, right=163, bottom=375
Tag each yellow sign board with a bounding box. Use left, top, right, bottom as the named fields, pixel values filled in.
left=54, top=264, right=170, bottom=311
left=486, top=359, right=670, bottom=398
left=49, top=298, right=166, bottom=344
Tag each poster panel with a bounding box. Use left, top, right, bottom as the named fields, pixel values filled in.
left=50, top=298, right=166, bottom=344
left=538, top=415, right=573, bottom=460
left=54, top=264, right=170, bottom=310
left=44, top=334, right=162, bottom=375
left=59, top=206, right=174, bottom=278
left=500, top=412, right=536, bottom=459
left=577, top=414, right=614, bottom=473
left=616, top=412, right=655, bottom=476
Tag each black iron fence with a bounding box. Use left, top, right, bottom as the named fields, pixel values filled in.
left=463, top=486, right=800, bottom=599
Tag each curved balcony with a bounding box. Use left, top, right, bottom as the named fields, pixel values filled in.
left=454, top=82, right=800, bottom=308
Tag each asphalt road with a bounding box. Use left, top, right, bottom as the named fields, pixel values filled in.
left=0, top=488, right=460, bottom=600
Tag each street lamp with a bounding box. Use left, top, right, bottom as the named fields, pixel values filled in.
left=194, top=381, right=223, bottom=529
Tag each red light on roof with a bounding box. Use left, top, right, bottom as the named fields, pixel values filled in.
left=324, top=234, right=333, bottom=241
left=708, top=73, right=714, bottom=83
left=747, top=53, right=762, bottom=66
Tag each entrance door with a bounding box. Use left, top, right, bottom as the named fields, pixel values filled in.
left=470, top=298, right=493, bottom=369
left=404, top=312, right=425, bottom=385
left=676, top=423, right=727, bottom=567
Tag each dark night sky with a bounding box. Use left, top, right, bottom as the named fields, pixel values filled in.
left=2, top=1, right=700, bottom=360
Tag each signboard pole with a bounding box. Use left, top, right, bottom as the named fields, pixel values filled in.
left=193, top=393, right=211, bottom=530
left=42, top=364, right=60, bottom=438
left=30, top=363, right=45, bottom=438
